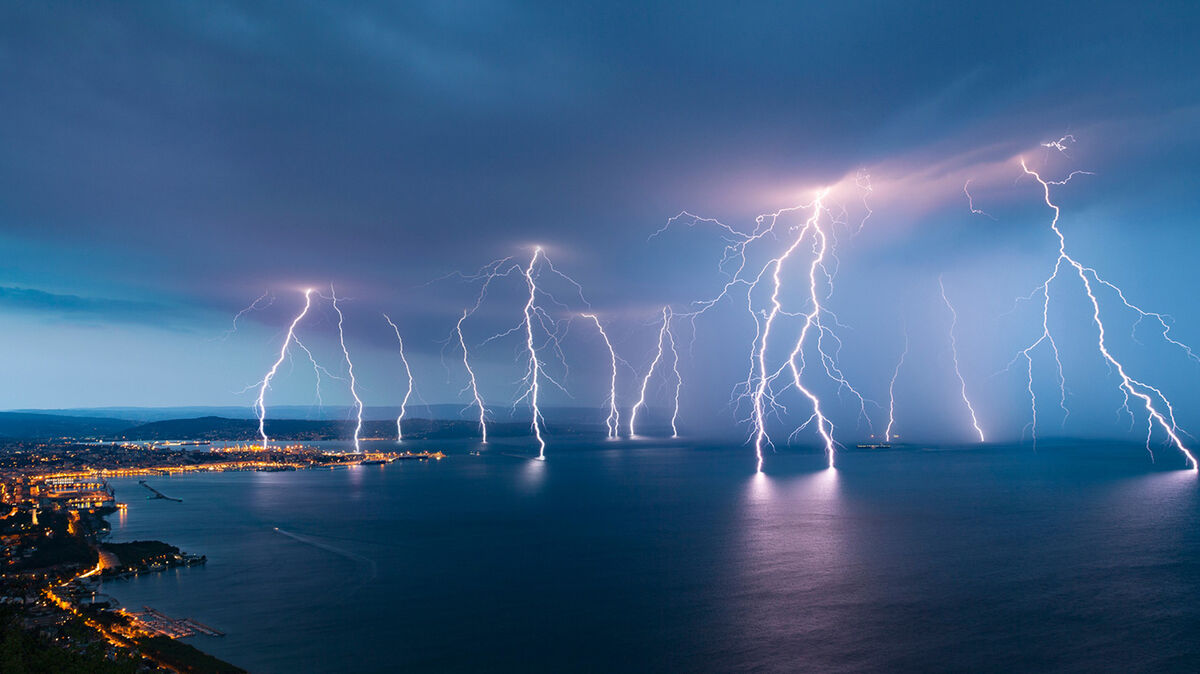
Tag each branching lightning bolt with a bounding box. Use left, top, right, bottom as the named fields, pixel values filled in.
left=254, top=289, right=313, bottom=449
left=780, top=190, right=841, bottom=470
left=940, top=276, right=986, bottom=442
left=290, top=334, right=345, bottom=409
left=630, top=307, right=672, bottom=438
left=328, top=284, right=364, bottom=453
left=383, top=314, right=414, bottom=442
left=446, top=258, right=525, bottom=444
left=518, top=247, right=547, bottom=459
left=1014, top=148, right=1196, bottom=470
left=447, top=248, right=585, bottom=454
left=660, top=187, right=870, bottom=470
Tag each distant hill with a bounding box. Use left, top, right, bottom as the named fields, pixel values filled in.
left=111, top=416, right=597, bottom=442
left=9, top=404, right=615, bottom=424
left=0, top=412, right=134, bottom=439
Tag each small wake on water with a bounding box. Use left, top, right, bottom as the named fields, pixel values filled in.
left=273, top=527, right=378, bottom=582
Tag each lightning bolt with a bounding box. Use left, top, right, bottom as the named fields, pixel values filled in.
left=780, top=190, right=842, bottom=470
left=885, top=331, right=908, bottom=443
left=290, top=334, right=345, bottom=409
left=219, top=290, right=274, bottom=340
left=328, top=284, right=364, bottom=453
left=1041, top=134, right=1076, bottom=154
left=446, top=248, right=583, bottom=453
left=446, top=257, right=527, bottom=444
left=629, top=306, right=672, bottom=438
left=518, top=247, right=547, bottom=459
left=383, top=314, right=414, bottom=442
left=665, top=313, right=682, bottom=438
left=963, top=179, right=996, bottom=220
left=660, top=188, right=870, bottom=471
left=456, top=308, right=488, bottom=443
left=940, top=276, right=986, bottom=442
left=1015, top=145, right=1196, bottom=470
left=746, top=200, right=823, bottom=472
left=855, top=169, right=874, bottom=233
left=582, top=313, right=621, bottom=438
left=254, top=289, right=313, bottom=449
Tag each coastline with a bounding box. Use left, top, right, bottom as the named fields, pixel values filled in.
left=0, top=442, right=445, bottom=673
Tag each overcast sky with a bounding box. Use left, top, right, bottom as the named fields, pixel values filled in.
left=2, top=1, right=1199, bottom=451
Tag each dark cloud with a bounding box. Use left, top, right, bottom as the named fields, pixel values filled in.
left=0, top=286, right=183, bottom=327
left=1, top=1, right=1199, bottom=441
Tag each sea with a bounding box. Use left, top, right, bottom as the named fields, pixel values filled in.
left=99, top=438, right=1200, bottom=672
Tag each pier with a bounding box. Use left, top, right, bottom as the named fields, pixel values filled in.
left=133, top=607, right=224, bottom=638
left=138, top=480, right=182, bottom=502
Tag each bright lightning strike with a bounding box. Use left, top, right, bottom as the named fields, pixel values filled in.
left=455, top=309, right=488, bottom=443
left=518, top=247, right=547, bottom=459
left=885, top=331, right=908, bottom=443
left=447, top=248, right=583, bottom=453
left=780, top=190, right=841, bottom=470
left=328, top=284, right=364, bottom=453
left=254, top=289, right=313, bottom=449
left=939, top=276, right=986, bottom=442
left=629, top=306, right=672, bottom=438
left=383, top=314, right=415, bottom=442
left=665, top=313, right=682, bottom=438
left=661, top=187, right=870, bottom=471
left=582, top=313, right=621, bottom=438
left=746, top=199, right=826, bottom=472
left=1015, top=147, right=1196, bottom=470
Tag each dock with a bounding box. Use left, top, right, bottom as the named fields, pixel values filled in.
left=138, top=480, right=182, bottom=502
left=134, top=607, right=224, bottom=638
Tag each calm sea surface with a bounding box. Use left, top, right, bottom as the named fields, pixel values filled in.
left=100, top=439, right=1200, bottom=672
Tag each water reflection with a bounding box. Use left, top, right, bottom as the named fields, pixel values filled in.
left=726, top=466, right=848, bottom=669
left=519, top=455, right=546, bottom=492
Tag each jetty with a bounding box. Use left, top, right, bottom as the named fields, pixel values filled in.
left=138, top=480, right=182, bottom=502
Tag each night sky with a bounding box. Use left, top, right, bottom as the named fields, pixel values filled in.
left=2, top=2, right=1199, bottom=446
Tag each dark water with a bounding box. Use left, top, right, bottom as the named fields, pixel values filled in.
left=100, top=440, right=1200, bottom=672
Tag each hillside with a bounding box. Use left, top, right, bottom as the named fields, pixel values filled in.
left=0, top=412, right=134, bottom=439
left=110, top=416, right=583, bottom=441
